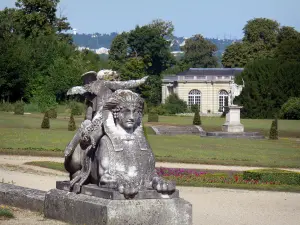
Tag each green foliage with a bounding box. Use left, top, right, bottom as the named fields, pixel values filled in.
left=280, top=98, right=300, bottom=120
left=108, top=20, right=175, bottom=106
left=193, top=107, right=201, bottom=125
left=0, top=1, right=106, bottom=103
left=0, top=207, right=14, bottom=219
left=68, top=101, right=84, bottom=116
left=164, top=94, right=187, bottom=114
left=149, top=105, right=167, bottom=115
left=0, top=102, right=14, bottom=112
left=31, top=92, right=57, bottom=113
left=14, top=101, right=25, bottom=115
left=68, top=114, right=76, bottom=131
left=235, top=58, right=300, bottom=119
left=275, top=38, right=300, bottom=63
left=191, top=104, right=199, bottom=113
left=24, top=103, right=39, bottom=113
left=148, top=113, right=159, bottom=122
left=41, top=111, right=50, bottom=129
left=269, top=118, right=278, bottom=140
left=243, top=169, right=300, bottom=185
left=222, top=18, right=300, bottom=68
left=47, top=108, right=57, bottom=119
left=182, top=34, right=218, bottom=68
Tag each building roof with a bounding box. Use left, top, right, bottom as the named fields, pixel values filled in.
left=178, top=68, right=243, bottom=76
left=162, top=68, right=244, bottom=83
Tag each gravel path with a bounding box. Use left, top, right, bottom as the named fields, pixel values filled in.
left=1, top=155, right=300, bottom=173
left=0, top=155, right=300, bottom=225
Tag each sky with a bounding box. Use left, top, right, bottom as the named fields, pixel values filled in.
left=1, top=0, right=300, bottom=39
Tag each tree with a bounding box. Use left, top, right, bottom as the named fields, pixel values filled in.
left=41, top=111, right=50, bottom=129
left=269, top=118, right=278, bottom=140
left=182, top=34, right=218, bottom=68
left=222, top=18, right=283, bottom=67
left=15, top=0, right=71, bottom=38
left=280, top=97, right=300, bottom=120
left=278, top=26, right=300, bottom=43
left=222, top=42, right=250, bottom=68
left=164, top=94, right=187, bottom=114
left=108, top=20, right=175, bottom=106
left=68, top=113, right=76, bottom=131
left=193, top=107, right=201, bottom=125
left=275, top=38, right=300, bottom=63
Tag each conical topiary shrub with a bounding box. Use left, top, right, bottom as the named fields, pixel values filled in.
left=68, top=114, right=76, bottom=131
left=269, top=118, right=278, bottom=140
left=41, top=111, right=50, bottom=129
left=47, top=108, right=57, bottom=119
left=193, top=107, right=201, bottom=125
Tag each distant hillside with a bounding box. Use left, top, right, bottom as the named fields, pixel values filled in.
left=72, top=33, right=237, bottom=55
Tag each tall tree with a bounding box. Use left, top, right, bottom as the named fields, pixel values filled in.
left=181, top=34, right=218, bottom=68
left=108, top=20, right=175, bottom=106
left=222, top=18, right=284, bottom=67
left=15, top=0, right=71, bottom=38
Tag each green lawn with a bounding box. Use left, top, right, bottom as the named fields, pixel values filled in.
left=146, top=116, right=300, bottom=138
left=0, top=112, right=300, bottom=168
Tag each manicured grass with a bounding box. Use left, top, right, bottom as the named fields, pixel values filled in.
left=25, top=161, right=300, bottom=193
left=0, top=206, right=14, bottom=220
left=146, top=115, right=300, bottom=138
left=0, top=112, right=300, bottom=167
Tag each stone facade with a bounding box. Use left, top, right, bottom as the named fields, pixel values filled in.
left=162, top=68, right=244, bottom=114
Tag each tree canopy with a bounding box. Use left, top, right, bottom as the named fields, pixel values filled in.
left=222, top=18, right=300, bottom=68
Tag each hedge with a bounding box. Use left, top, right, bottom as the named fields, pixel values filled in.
left=243, top=169, right=300, bottom=185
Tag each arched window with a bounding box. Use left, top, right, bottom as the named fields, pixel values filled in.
left=188, top=89, right=201, bottom=108
left=219, top=90, right=228, bottom=112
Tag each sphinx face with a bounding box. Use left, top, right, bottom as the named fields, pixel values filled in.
left=118, top=106, right=140, bottom=130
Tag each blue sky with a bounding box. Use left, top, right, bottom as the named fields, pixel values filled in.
left=1, top=0, right=300, bottom=39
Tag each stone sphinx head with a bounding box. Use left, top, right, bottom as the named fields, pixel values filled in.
left=104, top=90, right=144, bottom=131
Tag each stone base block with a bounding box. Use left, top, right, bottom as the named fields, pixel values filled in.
left=44, top=189, right=192, bottom=225
left=0, top=183, right=45, bottom=212
left=57, top=181, right=179, bottom=200
left=222, top=124, right=244, bottom=133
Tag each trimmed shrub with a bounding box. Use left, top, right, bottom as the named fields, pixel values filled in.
left=193, top=107, right=201, bottom=125
left=280, top=97, right=300, bottom=120
left=269, top=118, right=278, bottom=140
left=243, top=169, right=300, bottom=185
left=68, top=101, right=84, bottom=116
left=148, top=113, right=159, bottom=122
left=0, top=102, right=14, bottom=112
left=143, top=102, right=148, bottom=115
left=164, top=94, right=187, bottom=114
left=191, top=104, right=198, bottom=113
left=41, top=112, right=50, bottom=129
left=14, top=101, right=25, bottom=115
left=68, top=114, right=76, bottom=131
left=47, top=108, right=57, bottom=119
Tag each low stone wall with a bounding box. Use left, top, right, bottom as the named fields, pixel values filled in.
left=0, top=183, right=192, bottom=225
left=0, top=183, right=45, bottom=212
left=151, top=125, right=206, bottom=136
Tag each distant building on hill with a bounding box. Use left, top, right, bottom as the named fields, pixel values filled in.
left=162, top=68, right=244, bottom=114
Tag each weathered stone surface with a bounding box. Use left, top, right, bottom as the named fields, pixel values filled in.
left=151, top=125, right=202, bottom=135
left=222, top=106, right=244, bottom=133
left=57, top=181, right=179, bottom=200
left=0, top=183, right=45, bottom=212
left=44, top=189, right=192, bottom=225
left=206, top=131, right=265, bottom=139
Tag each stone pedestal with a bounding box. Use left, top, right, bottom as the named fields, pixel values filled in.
left=222, top=105, right=244, bottom=133
left=44, top=189, right=192, bottom=225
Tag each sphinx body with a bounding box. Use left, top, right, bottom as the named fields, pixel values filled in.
left=64, top=72, right=175, bottom=197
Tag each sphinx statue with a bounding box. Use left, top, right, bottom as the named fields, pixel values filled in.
left=64, top=71, right=175, bottom=197
left=64, top=70, right=148, bottom=193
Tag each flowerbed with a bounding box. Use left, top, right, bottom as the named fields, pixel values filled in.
left=155, top=167, right=281, bottom=186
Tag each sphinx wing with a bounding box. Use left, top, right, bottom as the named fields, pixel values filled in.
left=67, top=86, right=88, bottom=95
left=81, top=71, right=97, bottom=85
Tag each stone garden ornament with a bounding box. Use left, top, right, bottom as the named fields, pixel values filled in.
left=64, top=70, right=175, bottom=198
left=228, top=78, right=245, bottom=106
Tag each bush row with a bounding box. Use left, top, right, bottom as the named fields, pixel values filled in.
left=243, top=169, right=300, bottom=185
